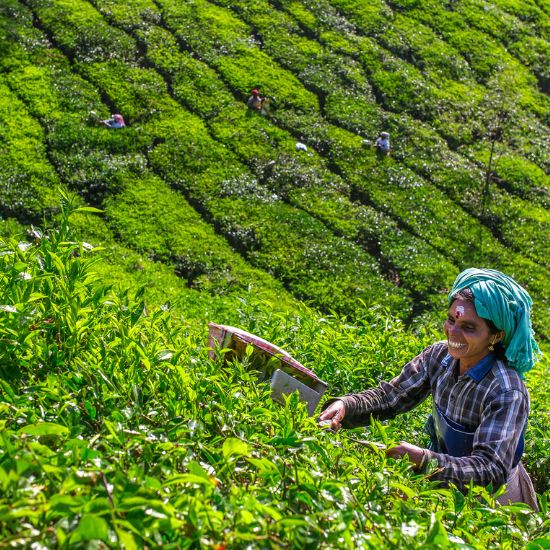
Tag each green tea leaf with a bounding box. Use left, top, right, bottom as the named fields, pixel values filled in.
left=246, top=457, right=279, bottom=475
left=165, top=474, right=215, bottom=486
left=18, top=422, right=69, bottom=437
left=72, top=514, right=109, bottom=542
left=117, top=529, right=138, bottom=550
left=424, top=514, right=449, bottom=546
left=222, top=437, right=250, bottom=458
left=74, top=206, right=104, bottom=213
left=277, top=517, right=311, bottom=528
left=188, top=460, right=211, bottom=480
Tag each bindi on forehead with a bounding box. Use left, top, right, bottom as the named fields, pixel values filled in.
left=454, top=305, right=465, bottom=318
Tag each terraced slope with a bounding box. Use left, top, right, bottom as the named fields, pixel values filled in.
left=1, top=0, right=548, bottom=334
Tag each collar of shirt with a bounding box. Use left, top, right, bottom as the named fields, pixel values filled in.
left=466, top=352, right=496, bottom=382
left=442, top=351, right=495, bottom=383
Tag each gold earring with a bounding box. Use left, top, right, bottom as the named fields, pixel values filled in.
left=488, top=337, right=497, bottom=351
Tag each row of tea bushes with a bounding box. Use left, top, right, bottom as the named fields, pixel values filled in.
left=84, top=0, right=458, bottom=313
left=0, top=77, right=60, bottom=222
left=1, top=1, right=295, bottom=309
left=28, top=0, right=550, bottom=328
left=444, top=0, right=550, bottom=63
left=29, top=0, right=137, bottom=65
left=485, top=153, right=550, bottom=209
left=22, top=0, right=410, bottom=316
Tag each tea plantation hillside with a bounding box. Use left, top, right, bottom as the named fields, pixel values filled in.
left=0, top=203, right=549, bottom=547
left=0, top=0, right=549, bottom=336
left=1, top=0, right=550, bottom=546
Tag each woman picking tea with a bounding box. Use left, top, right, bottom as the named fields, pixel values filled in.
left=319, top=268, right=542, bottom=509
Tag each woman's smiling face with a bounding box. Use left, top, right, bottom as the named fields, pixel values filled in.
left=444, top=298, right=502, bottom=373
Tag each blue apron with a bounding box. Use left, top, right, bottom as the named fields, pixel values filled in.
left=427, top=402, right=524, bottom=467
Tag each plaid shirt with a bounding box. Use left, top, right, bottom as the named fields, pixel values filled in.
left=339, top=341, right=529, bottom=489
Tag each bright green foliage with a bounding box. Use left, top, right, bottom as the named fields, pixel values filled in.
left=102, top=176, right=296, bottom=299
left=0, top=0, right=549, bottom=541
left=26, top=0, right=137, bottom=63
left=0, top=78, right=60, bottom=221
left=3, top=0, right=548, bottom=335
left=0, top=207, right=548, bottom=546
left=509, top=35, right=550, bottom=92
left=491, top=154, right=550, bottom=208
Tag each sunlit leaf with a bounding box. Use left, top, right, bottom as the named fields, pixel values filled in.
left=18, top=423, right=69, bottom=437
left=222, top=437, right=250, bottom=458
left=72, top=515, right=109, bottom=542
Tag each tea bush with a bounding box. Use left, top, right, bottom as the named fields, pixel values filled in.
left=0, top=210, right=548, bottom=547
left=7, top=0, right=549, bottom=336
left=26, top=0, right=137, bottom=63
left=455, top=0, right=526, bottom=45
left=378, top=13, right=472, bottom=81
left=1, top=0, right=550, bottom=545
left=509, top=35, right=550, bottom=93
left=0, top=78, right=60, bottom=222
left=489, top=154, right=550, bottom=208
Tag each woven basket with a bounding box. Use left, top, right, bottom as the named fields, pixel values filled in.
left=208, top=322, right=327, bottom=415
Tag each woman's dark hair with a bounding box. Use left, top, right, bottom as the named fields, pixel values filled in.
left=450, top=288, right=506, bottom=359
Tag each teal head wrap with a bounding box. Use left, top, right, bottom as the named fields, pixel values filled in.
left=449, top=268, right=542, bottom=377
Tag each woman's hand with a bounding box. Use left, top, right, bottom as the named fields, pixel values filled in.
left=318, top=400, right=346, bottom=431
left=386, top=441, right=427, bottom=469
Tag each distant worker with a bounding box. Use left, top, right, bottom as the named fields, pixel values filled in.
left=102, top=114, right=126, bottom=129
left=375, top=131, right=390, bottom=156
left=247, top=88, right=266, bottom=113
